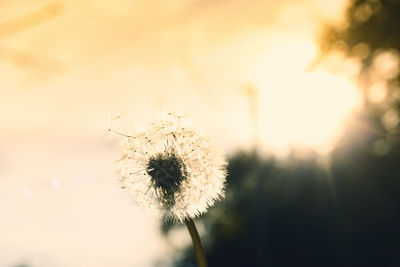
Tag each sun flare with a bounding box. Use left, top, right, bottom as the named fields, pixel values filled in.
left=252, top=40, right=362, bottom=154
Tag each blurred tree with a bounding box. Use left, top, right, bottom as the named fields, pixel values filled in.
left=322, top=0, right=400, bottom=68
left=163, top=147, right=400, bottom=267
left=321, top=0, right=400, bottom=148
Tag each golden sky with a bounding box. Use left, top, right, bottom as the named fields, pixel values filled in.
left=1, top=0, right=356, bottom=151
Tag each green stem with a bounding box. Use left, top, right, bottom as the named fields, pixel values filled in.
left=184, top=218, right=208, bottom=267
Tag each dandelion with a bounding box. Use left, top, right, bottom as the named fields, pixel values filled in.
left=112, top=109, right=226, bottom=267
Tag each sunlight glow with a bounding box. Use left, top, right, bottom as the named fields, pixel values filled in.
left=253, top=40, right=361, bottom=154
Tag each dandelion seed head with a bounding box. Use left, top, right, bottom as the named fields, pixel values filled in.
left=117, top=110, right=226, bottom=221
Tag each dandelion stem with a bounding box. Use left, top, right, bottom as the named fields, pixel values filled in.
left=184, top=218, right=208, bottom=267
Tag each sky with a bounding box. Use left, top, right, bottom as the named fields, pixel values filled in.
left=0, top=0, right=356, bottom=266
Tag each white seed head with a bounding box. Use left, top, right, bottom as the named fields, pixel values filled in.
left=118, top=110, right=226, bottom=222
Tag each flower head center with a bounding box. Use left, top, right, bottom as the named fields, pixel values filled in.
left=146, top=152, right=188, bottom=207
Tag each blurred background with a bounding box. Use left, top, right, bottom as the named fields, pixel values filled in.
left=1, top=0, right=399, bottom=266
